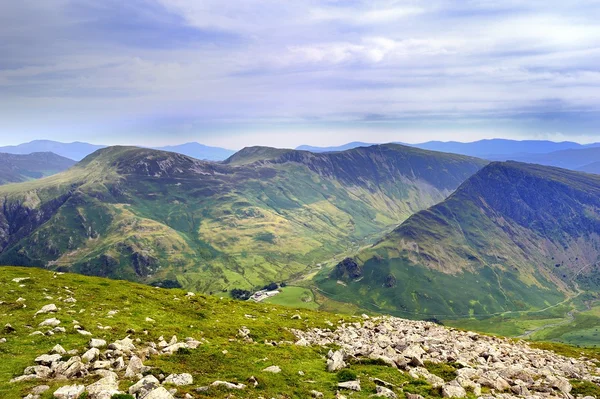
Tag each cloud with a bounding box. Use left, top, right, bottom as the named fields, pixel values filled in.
left=1, top=0, right=600, bottom=148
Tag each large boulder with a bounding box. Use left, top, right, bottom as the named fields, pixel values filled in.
left=85, top=375, right=121, bottom=399
left=327, top=350, right=346, bottom=372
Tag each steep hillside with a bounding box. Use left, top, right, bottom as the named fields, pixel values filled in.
left=0, top=152, right=75, bottom=185
left=0, top=145, right=485, bottom=293
left=318, top=162, right=600, bottom=318
left=1, top=267, right=599, bottom=399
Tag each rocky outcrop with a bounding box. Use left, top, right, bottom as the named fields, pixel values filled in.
left=334, top=258, right=362, bottom=280
left=293, top=315, right=600, bottom=399
left=12, top=333, right=206, bottom=399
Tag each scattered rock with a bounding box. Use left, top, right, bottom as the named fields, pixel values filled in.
left=144, top=386, right=175, bottom=399
left=53, top=384, right=85, bottom=399
left=85, top=375, right=121, bottom=399
left=338, top=380, right=361, bottom=391
left=210, top=381, right=247, bottom=390
left=129, top=375, right=160, bottom=396
left=262, top=365, right=281, bottom=373
left=375, top=385, right=397, bottom=398
left=35, top=304, right=58, bottom=315
left=89, top=338, right=106, bottom=348
left=164, top=373, right=193, bottom=386
left=51, top=344, right=66, bottom=355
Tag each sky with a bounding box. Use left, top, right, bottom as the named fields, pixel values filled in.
left=1, top=0, right=600, bottom=150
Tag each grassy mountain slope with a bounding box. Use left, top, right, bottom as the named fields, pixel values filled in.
left=0, top=152, right=75, bottom=185
left=2, top=267, right=599, bottom=399
left=317, top=162, right=600, bottom=318
left=0, top=145, right=486, bottom=293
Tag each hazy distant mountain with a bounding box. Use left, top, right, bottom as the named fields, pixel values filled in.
left=297, top=139, right=600, bottom=159
left=0, top=140, right=236, bottom=161
left=0, top=140, right=106, bottom=161
left=412, top=139, right=600, bottom=158
left=577, top=161, right=600, bottom=175
left=155, top=142, right=235, bottom=161
left=0, top=144, right=485, bottom=292
left=319, top=162, right=600, bottom=317
left=489, top=147, right=600, bottom=171
left=295, top=142, right=375, bottom=152
left=0, top=152, right=75, bottom=184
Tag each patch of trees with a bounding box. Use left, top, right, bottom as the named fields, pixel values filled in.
left=151, top=279, right=182, bottom=289
left=230, top=288, right=252, bottom=300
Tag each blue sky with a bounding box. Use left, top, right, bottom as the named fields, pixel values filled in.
left=1, top=0, right=600, bottom=149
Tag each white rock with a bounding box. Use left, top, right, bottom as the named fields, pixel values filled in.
left=375, top=385, right=397, bottom=398
left=39, top=318, right=60, bottom=327
left=144, top=387, right=175, bottom=399
left=77, top=329, right=92, bottom=336
left=338, top=380, right=361, bottom=391
left=85, top=375, right=121, bottom=399
left=36, top=304, right=58, bottom=315
left=89, top=338, right=107, bottom=348
left=35, top=354, right=62, bottom=365
left=53, top=384, right=85, bottom=399
left=82, top=348, right=100, bottom=363
left=124, top=355, right=144, bottom=378
left=442, top=383, right=467, bottom=398
left=51, top=344, right=66, bottom=355
left=164, top=373, right=193, bottom=386
left=262, top=365, right=281, bottom=373
left=210, top=381, right=247, bottom=390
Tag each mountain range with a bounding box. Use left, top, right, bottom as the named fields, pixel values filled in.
left=0, top=152, right=75, bottom=185
left=318, top=161, right=600, bottom=318
left=0, top=144, right=485, bottom=292
left=298, top=139, right=600, bottom=172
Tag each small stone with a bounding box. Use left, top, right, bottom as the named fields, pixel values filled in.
left=210, top=381, right=246, bottom=390
left=311, top=390, right=324, bottom=398
left=262, top=365, right=281, bottom=373
left=338, top=380, right=361, bottom=391
left=39, top=318, right=61, bottom=327
left=89, top=338, right=107, bottom=348
left=51, top=344, right=66, bottom=355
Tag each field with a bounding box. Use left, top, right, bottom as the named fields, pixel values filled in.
left=263, top=286, right=320, bottom=309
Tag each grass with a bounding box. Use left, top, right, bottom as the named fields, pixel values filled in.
left=263, top=286, right=319, bottom=310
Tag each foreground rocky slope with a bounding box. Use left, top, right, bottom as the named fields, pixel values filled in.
left=1, top=267, right=600, bottom=399
left=318, top=162, right=600, bottom=317
left=0, top=144, right=485, bottom=292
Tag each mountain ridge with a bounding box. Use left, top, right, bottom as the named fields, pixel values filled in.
left=0, top=144, right=487, bottom=292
